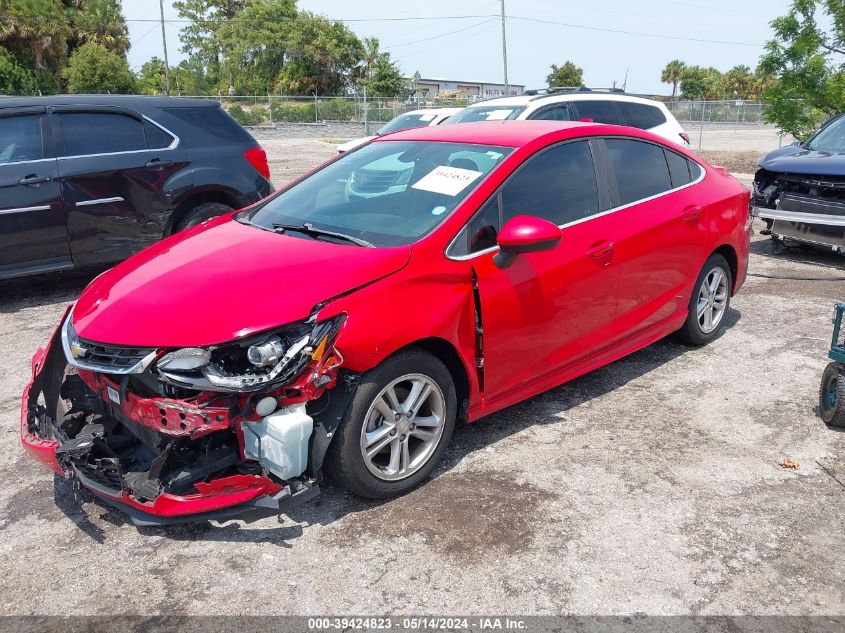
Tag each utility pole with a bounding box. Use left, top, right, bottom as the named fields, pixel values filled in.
left=500, top=0, right=509, bottom=95
left=159, top=0, right=170, bottom=95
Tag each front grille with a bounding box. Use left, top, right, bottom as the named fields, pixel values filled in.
left=78, top=339, right=156, bottom=370
left=779, top=193, right=845, bottom=217
left=75, top=463, right=123, bottom=492
left=63, top=315, right=157, bottom=375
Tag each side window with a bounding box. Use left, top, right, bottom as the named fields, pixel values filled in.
left=530, top=105, right=572, bottom=121
left=57, top=113, right=146, bottom=156
left=573, top=101, right=621, bottom=125
left=0, top=115, right=43, bottom=164
left=665, top=149, right=693, bottom=187
left=144, top=120, right=174, bottom=149
left=466, top=197, right=500, bottom=254
left=500, top=141, right=598, bottom=226
left=618, top=103, right=667, bottom=129
left=605, top=138, right=672, bottom=205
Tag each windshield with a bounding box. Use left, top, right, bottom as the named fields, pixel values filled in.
left=377, top=113, right=439, bottom=135
left=446, top=105, right=526, bottom=124
left=808, top=116, right=845, bottom=151
left=241, top=141, right=512, bottom=247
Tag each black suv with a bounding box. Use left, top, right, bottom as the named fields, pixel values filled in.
left=0, top=95, right=274, bottom=280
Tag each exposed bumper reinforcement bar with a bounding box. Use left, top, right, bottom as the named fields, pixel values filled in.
left=750, top=205, right=845, bottom=227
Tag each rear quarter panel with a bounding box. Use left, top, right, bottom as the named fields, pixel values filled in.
left=701, top=168, right=751, bottom=292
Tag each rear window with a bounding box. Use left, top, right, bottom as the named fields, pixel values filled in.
left=378, top=113, right=438, bottom=135
left=163, top=105, right=255, bottom=144
left=617, top=102, right=666, bottom=130
left=57, top=112, right=146, bottom=156
left=573, top=101, right=621, bottom=125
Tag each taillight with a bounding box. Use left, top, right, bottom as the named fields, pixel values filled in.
left=244, top=146, right=270, bottom=180
left=679, top=132, right=691, bottom=145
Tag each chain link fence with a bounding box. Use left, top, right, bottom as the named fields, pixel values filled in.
left=183, top=94, right=470, bottom=133
left=185, top=94, right=786, bottom=150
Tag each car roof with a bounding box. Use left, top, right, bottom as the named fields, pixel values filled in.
left=0, top=94, right=219, bottom=110
left=375, top=120, right=629, bottom=147
left=466, top=93, right=667, bottom=109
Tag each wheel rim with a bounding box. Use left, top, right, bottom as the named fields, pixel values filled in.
left=359, top=373, right=446, bottom=482
left=824, top=373, right=838, bottom=411
left=696, top=267, right=728, bottom=334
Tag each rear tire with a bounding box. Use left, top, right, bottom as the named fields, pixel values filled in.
left=326, top=348, right=456, bottom=499
left=676, top=253, right=733, bottom=345
left=820, top=362, right=845, bottom=427
left=175, top=201, right=234, bottom=231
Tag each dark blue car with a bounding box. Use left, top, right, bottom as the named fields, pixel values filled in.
left=751, top=114, right=845, bottom=254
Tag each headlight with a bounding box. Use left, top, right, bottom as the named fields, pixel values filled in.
left=156, top=315, right=345, bottom=393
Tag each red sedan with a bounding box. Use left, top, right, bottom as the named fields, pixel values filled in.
left=21, top=121, right=750, bottom=525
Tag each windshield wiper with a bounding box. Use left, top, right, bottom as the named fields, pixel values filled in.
left=272, top=223, right=374, bottom=248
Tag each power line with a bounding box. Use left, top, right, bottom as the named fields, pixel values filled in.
left=382, top=18, right=498, bottom=49
left=508, top=15, right=762, bottom=47
left=124, top=14, right=499, bottom=24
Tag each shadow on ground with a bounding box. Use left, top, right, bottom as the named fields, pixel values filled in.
left=45, top=308, right=741, bottom=546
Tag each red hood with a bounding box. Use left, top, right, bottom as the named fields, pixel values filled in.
left=72, top=218, right=411, bottom=347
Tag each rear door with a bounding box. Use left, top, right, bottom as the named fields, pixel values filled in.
left=0, top=107, right=69, bottom=278
left=52, top=107, right=185, bottom=266
left=598, top=137, right=707, bottom=335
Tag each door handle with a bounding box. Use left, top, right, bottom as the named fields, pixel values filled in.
left=682, top=205, right=703, bottom=223
left=587, top=240, right=614, bottom=263
left=145, top=158, right=173, bottom=169
left=18, top=174, right=52, bottom=186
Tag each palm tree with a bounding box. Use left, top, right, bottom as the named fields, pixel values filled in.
left=362, top=37, right=380, bottom=79
left=661, top=59, right=687, bottom=101
left=70, top=0, right=130, bottom=57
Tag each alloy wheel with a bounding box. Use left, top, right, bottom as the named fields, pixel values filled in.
left=696, top=267, right=728, bottom=334
left=359, top=373, right=446, bottom=481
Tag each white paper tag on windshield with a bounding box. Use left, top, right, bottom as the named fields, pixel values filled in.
left=419, top=114, right=437, bottom=121
left=412, top=165, right=483, bottom=196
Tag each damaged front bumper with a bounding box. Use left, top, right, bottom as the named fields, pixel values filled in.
left=751, top=170, right=845, bottom=253
left=21, top=309, right=349, bottom=526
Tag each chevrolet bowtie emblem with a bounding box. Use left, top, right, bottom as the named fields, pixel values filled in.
left=70, top=340, right=89, bottom=359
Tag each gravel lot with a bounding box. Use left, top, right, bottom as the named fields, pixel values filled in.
left=0, top=137, right=844, bottom=617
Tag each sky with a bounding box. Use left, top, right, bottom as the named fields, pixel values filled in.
left=122, top=0, right=789, bottom=96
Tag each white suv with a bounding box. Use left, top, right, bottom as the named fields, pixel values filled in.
left=446, top=88, right=691, bottom=148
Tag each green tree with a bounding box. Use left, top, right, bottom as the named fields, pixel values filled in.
left=546, top=61, right=583, bottom=88
left=0, top=45, right=38, bottom=94
left=173, top=0, right=247, bottom=92
left=137, top=56, right=167, bottom=95
left=759, top=0, right=845, bottom=139
left=363, top=53, right=404, bottom=97
left=361, top=36, right=380, bottom=79
left=274, top=12, right=365, bottom=95
left=220, top=0, right=297, bottom=94
left=171, top=55, right=213, bottom=95
left=0, top=0, right=70, bottom=92
left=68, top=0, right=129, bottom=57
left=660, top=59, right=686, bottom=100
left=680, top=66, right=725, bottom=100
left=63, top=41, right=135, bottom=93
left=723, top=65, right=757, bottom=99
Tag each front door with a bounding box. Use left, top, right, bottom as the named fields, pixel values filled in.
left=461, top=140, right=621, bottom=405
left=0, top=107, right=69, bottom=278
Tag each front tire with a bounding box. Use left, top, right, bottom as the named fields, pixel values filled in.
left=326, top=349, right=457, bottom=499
left=677, top=253, right=732, bottom=345
left=176, top=201, right=234, bottom=232
left=820, top=362, right=845, bottom=427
